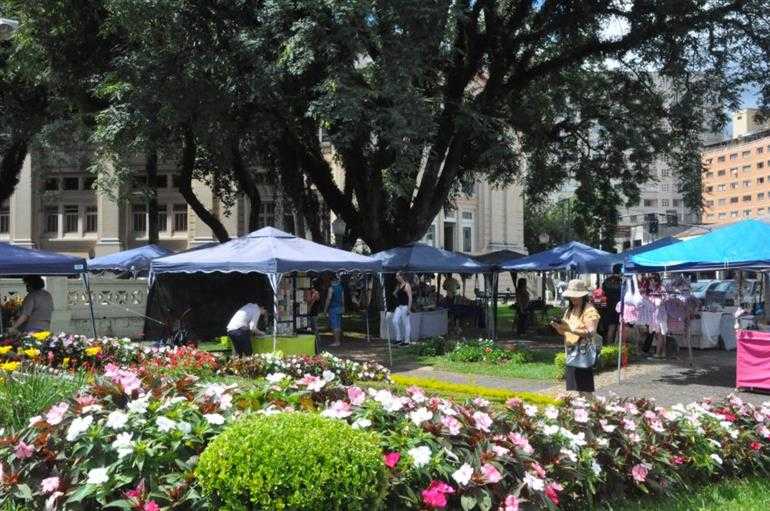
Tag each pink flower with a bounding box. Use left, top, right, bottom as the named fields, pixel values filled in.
left=41, top=476, right=59, bottom=494
left=75, top=395, right=97, bottom=407
left=421, top=480, right=455, bottom=509
left=406, top=386, right=427, bottom=403
left=573, top=408, right=589, bottom=423
left=473, top=411, right=493, bottom=432
left=530, top=461, right=546, bottom=479
left=545, top=482, right=563, bottom=505
left=492, top=445, right=510, bottom=457
left=347, top=386, right=366, bottom=406
left=671, top=455, right=685, bottom=465
left=441, top=415, right=462, bottom=436
left=631, top=463, right=649, bottom=483
left=750, top=441, right=762, bottom=451
left=45, top=402, right=69, bottom=426
left=501, top=495, right=519, bottom=511
left=14, top=441, right=34, bottom=459
left=124, top=480, right=146, bottom=500
left=298, top=374, right=325, bottom=392
left=505, top=397, right=523, bottom=410
left=508, top=433, right=534, bottom=454
left=481, top=463, right=503, bottom=484
left=320, top=400, right=352, bottom=419
left=383, top=452, right=401, bottom=469
left=143, top=501, right=160, bottom=511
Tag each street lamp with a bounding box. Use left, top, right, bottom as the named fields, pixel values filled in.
left=0, top=18, right=19, bottom=41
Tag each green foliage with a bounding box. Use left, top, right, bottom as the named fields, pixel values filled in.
left=390, top=374, right=559, bottom=406
left=447, top=339, right=529, bottom=364
left=611, top=477, right=770, bottom=511
left=0, top=367, right=86, bottom=431
left=196, top=413, right=388, bottom=511
left=414, top=336, right=450, bottom=357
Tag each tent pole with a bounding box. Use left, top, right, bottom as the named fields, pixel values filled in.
left=364, top=274, right=371, bottom=343
left=492, top=272, right=499, bottom=341
left=617, top=272, right=627, bottom=384
left=82, top=274, right=98, bottom=339
left=269, top=273, right=282, bottom=352
left=379, top=273, right=392, bottom=367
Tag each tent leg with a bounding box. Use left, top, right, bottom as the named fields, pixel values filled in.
left=82, top=274, right=98, bottom=339
left=379, top=273, right=392, bottom=367
left=364, top=274, right=371, bottom=343
left=617, top=273, right=627, bottom=384
left=492, top=272, right=499, bottom=341
left=268, top=273, right=283, bottom=352
left=687, top=318, right=693, bottom=368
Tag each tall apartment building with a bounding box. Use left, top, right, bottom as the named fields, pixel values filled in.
left=702, top=109, right=770, bottom=224
left=1, top=145, right=526, bottom=259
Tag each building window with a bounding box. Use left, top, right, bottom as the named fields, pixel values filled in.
left=132, top=204, right=147, bottom=234
left=717, top=170, right=726, bottom=176
left=731, top=168, right=739, bottom=176
left=63, top=205, right=79, bottom=233
left=718, top=198, right=726, bottom=205
left=44, top=207, right=59, bottom=234
left=422, top=224, right=436, bottom=247
left=705, top=200, right=714, bottom=208
left=731, top=211, right=739, bottom=217
left=743, top=195, right=752, bottom=202
left=443, top=222, right=455, bottom=251
left=730, top=182, right=738, bottom=189
left=673, top=199, right=682, bottom=207
left=744, top=209, right=752, bottom=217
left=661, top=184, right=669, bottom=192
left=462, top=226, right=472, bottom=253
left=759, top=208, right=766, bottom=215
left=83, top=176, right=97, bottom=190
left=742, top=150, right=752, bottom=158
left=743, top=180, right=752, bottom=188
left=0, top=202, right=8, bottom=234
left=660, top=169, right=670, bottom=178
left=173, top=204, right=188, bottom=232
left=705, top=171, right=714, bottom=178
left=718, top=156, right=726, bottom=162
left=758, top=177, right=765, bottom=185
left=643, top=199, right=657, bottom=207
left=719, top=212, right=727, bottom=218
left=157, top=205, right=168, bottom=232
left=85, top=206, right=98, bottom=233
left=629, top=215, right=638, bottom=223
left=172, top=175, right=182, bottom=188
left=730, top=197, right=739, bottom=203
left=258, top=202, right=275, bottom=227
left=759, top=147, right=764, bottom=154
left=759, top=193, right=766, bottom=202
left=759, top=162, right=765, bottom=169
left=62, top=177, right=79, bottom=191
left=717, top=184, right=726, bottom=192
left=461, top=211, right=473, bottom=220
left=705, top=186, right=713, bottom=193
left=661, top=199, right=669, bottom=207
left=44, top=178, right=59, bottom=191
left=730, top=153, right=738, bottom=160
left=743, top=165, right=752, bottom=173
left=443, top=206, right=456, bottom=220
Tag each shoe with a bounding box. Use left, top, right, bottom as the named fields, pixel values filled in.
left=328, top=342, right=341, bottom=347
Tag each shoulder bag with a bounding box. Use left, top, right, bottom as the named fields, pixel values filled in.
left=564, top=309, right=603, bottom=369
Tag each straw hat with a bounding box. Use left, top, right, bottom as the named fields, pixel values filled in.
left=563, top=279, right=590, bottom=298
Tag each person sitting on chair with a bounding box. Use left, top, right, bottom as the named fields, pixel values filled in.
left=8, top=276, right=54, bottom=334
left=226, top=302, right=266, bottom=356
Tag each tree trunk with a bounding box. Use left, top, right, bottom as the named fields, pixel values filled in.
left=146, top=145, right=159, bottom=244
left=0, top=138, right=30, bottom=204
left=179, top=127, right=230, bottom=243
left=228, top=136, right=262, bottom=231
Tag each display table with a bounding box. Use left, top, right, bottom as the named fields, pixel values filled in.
left=220, top=334, right=316, bottom=356
left=380, top=309, right=448, bottom=340
left=695, top=311, right=736, bottom=350
left=737, top=329, right=770, bottom=391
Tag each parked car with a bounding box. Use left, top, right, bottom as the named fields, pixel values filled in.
left=690, top=280, right=719, bottom=305
left=705, top=279, right=760, bottom=307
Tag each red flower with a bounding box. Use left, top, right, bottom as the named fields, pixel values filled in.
left=545, top=482, right=563, bottom=506
left=383, top=451, right=401, bottom=469
left=751, top=441, right=762, bottom=451
left=421, top=480, right=455, bottom=509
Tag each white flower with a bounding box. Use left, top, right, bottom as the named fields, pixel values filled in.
left=106, top=410, right=129, bottom=430
left=66, top=415, right=93, bottom=442
left=524, top=472, right=545, bottom=491
left=408, top=445, right=432, bottom=468
left=560, top=448, right=577, bottom=462
left=622, top=418, right=636, bottom=431
left=204, top=414, right=225, bottom=425
left=86, top=467, right=109, bottom=485
left=409, top=407, right=433, bottom=426
left=452, top=463, right=474, bottom=486
left=542, top=424, right=560, bottom=436
left=710, top=453, right=723, bottom=465
left=545, top=407, right=559, bottom=420
left=81, top=405, right=102, bottom=413
left=591, top=461, right=602, bottom=476
left=111, top=432, right=134, bottom=459
left=351, top=418, right=372, bottom=429
left=219, top=394, right=233, bottom=410
left=127, top=396, right=150, bottom=415
left=28, top=416, right=43, bottom=427
left=156, top=416, right=177, bottom=432
left=374, top=389, right=404, bottom=413
left=596, top=437, right=609, bottom=448
left=266, top=372, right=287, bottom=384
left=177, top=421, right=192, bottom=434
left=322, top=370, right=336, bottom=381
left=524, top=404, right=538, bottom=417
left=573, top=408, right=589, bottom=423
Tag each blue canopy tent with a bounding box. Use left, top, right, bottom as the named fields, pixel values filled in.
left=0, top=243, right=95, bottom=337
left=590, top=236, right=682, bottom=272
left=87, top=244, right=173, bottom=276
left=500, top=241, right=611, bottom=273
left=150, top=227, right=383, bottom=349
left=629, top=219, right=770, bottom=272
left=371, top=243, right=491, bottom=273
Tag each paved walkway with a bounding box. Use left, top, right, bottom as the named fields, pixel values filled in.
left=325, top=338, right=770, bottom=407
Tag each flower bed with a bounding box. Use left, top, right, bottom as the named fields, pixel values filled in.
left=1, top=355, right=770, bottom=510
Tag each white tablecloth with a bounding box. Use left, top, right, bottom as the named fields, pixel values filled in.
left=380, top=309, right=448, bottom=341
left=693, top=312, right=736, bottom=350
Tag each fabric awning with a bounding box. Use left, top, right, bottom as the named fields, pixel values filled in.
left=0, top=243, right=86, bottom=276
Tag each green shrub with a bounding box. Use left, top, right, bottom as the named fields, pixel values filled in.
left=196, top=412, right=388, bottom=511
left=447, top=338, right=526, bottom=364
left=554, top=345, right=624, bottom=379
left=415, top=336, right=450, bottom=356
left=390, top=374, right=559, bottom=406
left=0, top=367, right=87, bottom=431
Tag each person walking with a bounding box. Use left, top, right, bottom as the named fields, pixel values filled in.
left=324, top=273, right=345, bottom=347
left=226, top=302, right=266, bottom=356
left=551, top=279, right=600, bottom=397
left=392, top=271, right=413, bottom=346
left=8, top=276, right=54, bottom=334
left=514, top=277, right=530, bottom=335
left=599, top=264, right=623, bottom=344
left=305, top=277, right=322, bottom=350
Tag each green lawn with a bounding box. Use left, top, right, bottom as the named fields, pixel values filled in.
left=606, top=477, right=770, bottom=511
left=420, top=353, right=560, bottom=380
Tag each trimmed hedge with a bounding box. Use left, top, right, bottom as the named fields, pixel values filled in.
left=196, top=412, right=388, bottom=511
left=554, top=345, right=622, bottom=379
left=390, top=374, right=559, bottom=406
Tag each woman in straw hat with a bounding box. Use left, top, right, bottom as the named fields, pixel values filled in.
left=551, top=279, right=601, bottom=396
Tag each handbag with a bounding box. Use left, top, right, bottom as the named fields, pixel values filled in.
left=564, top=305, right=604, bottom=370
